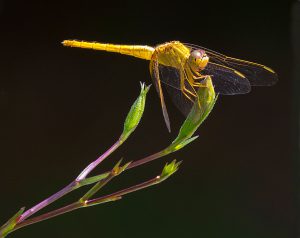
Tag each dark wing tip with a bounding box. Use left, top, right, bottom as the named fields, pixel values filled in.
left=247, top=67, right=278, bottom=86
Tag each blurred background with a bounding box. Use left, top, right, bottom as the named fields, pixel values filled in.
left=0, top=0, right=298, bottom=237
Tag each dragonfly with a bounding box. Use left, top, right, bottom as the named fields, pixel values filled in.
left=62, top=40, right=278, bottom=132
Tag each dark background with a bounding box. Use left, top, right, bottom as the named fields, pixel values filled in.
left=0, top=0, right=298, bottom=237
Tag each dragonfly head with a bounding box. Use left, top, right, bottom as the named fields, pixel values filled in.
left=188, top=49, right=209, bottom=72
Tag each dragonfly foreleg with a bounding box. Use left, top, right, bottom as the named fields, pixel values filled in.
left=189, top=66, right=212, bottom=82
left=180, top=69, right=200, bottom=106
left=192, top=74, right=211, bottom=88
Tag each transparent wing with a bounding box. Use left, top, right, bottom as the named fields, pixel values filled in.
left=157, top=62, right=251, bottom=116
left=159, top=65, right=195, bottom=116
left=158, top=64, right=181, bottom=90
left=185, top=43, right=278, bottom=86
left=159, top=61, right=251, bottom=96
left=202, top=62, right=251, bottom=95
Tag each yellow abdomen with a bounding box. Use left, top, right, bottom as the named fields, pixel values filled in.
left=62, top=40, right=155, bottom=61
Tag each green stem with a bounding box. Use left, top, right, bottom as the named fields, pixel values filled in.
left=80, top=173, right=115, bottom=202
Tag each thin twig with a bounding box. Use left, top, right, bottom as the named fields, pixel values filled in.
left=12, top=148, right=170, bottom=232
left=77, top=140, right=121, bottom=181
left=18, top=139, right=122, bottom=223
left=13, top=202, right=82, bottom=231
left=13, top=174, right=164, bottom=231
left=86, top=176, right=161, bottom=206
left=18, top=182, right=76, bottom=223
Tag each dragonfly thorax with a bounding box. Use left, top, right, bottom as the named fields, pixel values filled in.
left=188, top=49, right=209, bottom=72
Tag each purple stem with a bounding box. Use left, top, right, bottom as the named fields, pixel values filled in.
left=6, top=147, right=171, bottom=235
left=14, top=147, right=168, bottom=229
left=86, top=176, right=159, bottom=206
left=127, top=151, right=166, bottom=169
left=15, top=202, right=82, bottom=231
left=14, top=175, right=161, bottom=231
left=76, top=140, right=121, bottom=181
left=18, top=139, right=122, bottom=223
left=18, top=182, right=76, bottom=223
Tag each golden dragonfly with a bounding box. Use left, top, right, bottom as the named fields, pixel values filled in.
left=62, top=40, right=278, bottom=132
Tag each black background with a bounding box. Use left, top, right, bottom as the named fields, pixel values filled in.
left=0, top=0, right=297, bottom=237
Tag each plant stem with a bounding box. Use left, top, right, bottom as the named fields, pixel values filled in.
left=18, top=139, right=122, bottom=223
left=13, top=175, right=163, bottom=232
left=76, top=140, right=121, bottom=181
left=11, top=149, right=171, bottom=232
left=80, top=173, right=115, bottom=202
left=18, top=182, right=77, bottom=223
left=86, top=176, right=161, bottom=206
left=127, top=150, right=167, bottom=170
left=14, top=202, right=82, bottom=231
left=12, top=147, right=171, bottom=233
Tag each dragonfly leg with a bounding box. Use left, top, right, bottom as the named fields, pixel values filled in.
left=183, top=69, right=198, bottom=97
left=184, top=68, right=206, bottom=108
left=185, top=65, right=207, bottom=89
left=182, top=81, right=201, bottom=108
left=183, top=85, right=197, bottom=98
left=182, top=88, right=194, bottom=102
left=192, top=74, right=211, bottom=88
left=192, top=69, right=212, bottom=82
left=193, top=74, right=209, bottom=80
left=192, top=81, right=208, bottom=87
left=179, top=70, right=198, bottom=103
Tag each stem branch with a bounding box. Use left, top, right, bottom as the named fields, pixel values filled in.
left=77, top=140, right=121, bottom=181
left=14, top=202, right=82, bottom=231
left=14, top=174, right=163, bottom=231
left=19, top=139, right=122, bottom=223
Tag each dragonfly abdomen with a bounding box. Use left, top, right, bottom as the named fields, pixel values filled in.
left=62, top=40, right=155, bottom=60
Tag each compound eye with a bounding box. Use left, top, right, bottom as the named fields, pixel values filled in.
left=189, top=49, right=209, bottom=71
left=191, top=50, right=203, bottom=61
